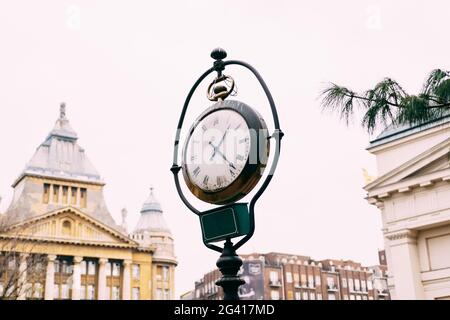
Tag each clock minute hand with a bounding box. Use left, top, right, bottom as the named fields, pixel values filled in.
left=215, top=148, right=237, bottom=170
left=216, top=124, right=231, bottom=150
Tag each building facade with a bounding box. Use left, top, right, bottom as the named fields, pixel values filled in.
left=0, top=105, right=176, bottom=300
left=190, top=252, right=389, bottom=300
left=365, top=115, right=450, bottom=300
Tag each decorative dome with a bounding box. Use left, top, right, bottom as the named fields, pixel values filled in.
left=133, top=187, right=170, bottom=234
left=140, top=187, right=163, bottom=213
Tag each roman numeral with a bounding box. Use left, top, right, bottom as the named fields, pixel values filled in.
left=193, top=167, right=200, bottom=177
left=203, top=175, right=209, bottom=185
left=202, top=125, right=207, bottom=132
left=239, top=137, right=249, bottom=144
left=235, top=123, right=241, bottom=130
left=216, top=175, right=226, bottom=187
left=236, top=154, right=244, bottom=161
left=213, top=118, right=219, bottom=126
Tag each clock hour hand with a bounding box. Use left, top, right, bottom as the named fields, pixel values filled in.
left=209, top=125, right=231, bottom=160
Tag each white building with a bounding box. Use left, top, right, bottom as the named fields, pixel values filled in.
left=365, top=115, right=450, bottom=299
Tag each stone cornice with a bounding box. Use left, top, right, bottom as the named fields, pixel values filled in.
left=385, top=229, right=418, bottom=241
left=366, top=168, right=450, bottom=203
left=4, top=206, right=138, bottom=246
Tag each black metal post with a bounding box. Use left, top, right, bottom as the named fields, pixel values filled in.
left=215, top=239, right=245, bottom=300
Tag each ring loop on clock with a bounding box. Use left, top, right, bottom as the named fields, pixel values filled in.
left=207, top=75, right=235, bottom=101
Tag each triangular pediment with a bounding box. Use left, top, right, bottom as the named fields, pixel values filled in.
left=365, top=137, right=450, bottom=196
left=1, top=207, right=138, bottom=248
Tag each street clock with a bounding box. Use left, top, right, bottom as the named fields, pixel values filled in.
left=181, top=99, right=270, bottom=205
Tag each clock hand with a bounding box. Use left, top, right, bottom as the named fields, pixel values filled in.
left=208, top=141, right=218, bottom=161
left=209, top=124, right=231, bottom=160
left=216, top=124, right=231, bottom=150
left=215, top=148, right=237, bottom=170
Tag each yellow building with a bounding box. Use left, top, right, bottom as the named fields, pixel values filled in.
left=0, top=104, right=177, bottom=300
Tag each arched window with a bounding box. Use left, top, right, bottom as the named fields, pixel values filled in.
left=62, top=220, right=72, bottom=236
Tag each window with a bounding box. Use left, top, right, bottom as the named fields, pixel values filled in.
left=295, top=291, right=301, bottom=300
left=300, top=274, right=307, bottom=286
left=112, top=286, right=120, bottom=300
left=156, top=289, right=163, bottom=300
left=355, top=279, right=361, bottom=291
left=327, top=277, right=335, bottom=288
left=33, top=283, right=43, bottom=299
left=287, top=290, right=294, bottom=300
left=54, top=284, right=60, bottom=298
left=269, top=271, right=279, bottom=283
left=367, top=281, right=373, bottom=290
left=343, top=294, right=349, bottom=300
left=308, top=275, right=314, bottom=288
left=315, top=275, right=321, bottom=285
left=62, top=186, right=68, bottom=204
left=80, top=188, right=87, bottom=208
left=132, top=287, right=140, bottom=300
left=87, top=285, right=95, bottom=300
left=43, top=184, right=50, bottom=203
left=112, top=262, right=121, bottom=276
left=310, top=292, right=316, bottom=300
left=350, top=294, right=355, bottom=300
left=270, top=290, right=279, bottom=300
left=25, top=283, right=33, bottom=299
left=80, top=261, right=87, bottom=275
left=163, top=266, right=169, bottom=281
left=361, top=280, right=367, bottom=292
left=356, top=295, right=362, bottom=300
left=363, top=296, right=368, bottom=300
left=53, top=185, right=60, bottom=203
left=62, top=220, right=72, bottom=236
left=61, top=284, right=69, bottom=299
left=71, top=187, right=77, bottom=205
left=8, top=256, right=17, bottom=270
left=132, top=264, right=140, bottom=279
left=88, top=261, right=96, bottom=275
left=317, top=293, right=322, bottom=300
left=342, top=278, right=347, bottom=288
left=164, top=289, right=170, bottom=300
left=302, top=291, right=309, bottom=300
left=286, top=272, right=293, bottom=283
left=328, top=293, right=336, bottom=300
left=293, top=273, right=299, bottom=284
left=348, top=278, right=354, bottom=291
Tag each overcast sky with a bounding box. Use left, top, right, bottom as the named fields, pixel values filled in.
left=1, top=0, right=449, bottom=297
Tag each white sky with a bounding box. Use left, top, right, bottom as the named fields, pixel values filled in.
left=1, top=0, right=449, bottom=298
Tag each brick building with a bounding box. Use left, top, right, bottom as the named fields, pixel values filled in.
left=190, top=251, right=389, bottom=300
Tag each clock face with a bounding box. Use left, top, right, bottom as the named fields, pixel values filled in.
left=182, top=100, right=269, bottom=205
left=184, top=109, right=251, bottom=192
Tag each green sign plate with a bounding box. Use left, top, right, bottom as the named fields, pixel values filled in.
left=200, top=203, right=250, bottom=243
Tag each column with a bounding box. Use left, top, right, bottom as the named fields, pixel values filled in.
left=386, top=229, right=425, bottom=299
left=97, top=258, right=108, bottom=300
left=17, top=253, right=29, bottom=300
left=44, top=255, right=57, bottom=300
left=122, top=260, right=131, bottom=300
left=71, top=256, right=83, bottom=300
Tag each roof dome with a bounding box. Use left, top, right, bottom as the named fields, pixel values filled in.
left=140, top=187, right=163, bottom=213
left=133, top=187, right=171, bottom=234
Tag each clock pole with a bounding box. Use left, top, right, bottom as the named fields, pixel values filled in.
left=215, top=238, right=245, bottom=300
left=171, top=47, right=283, bottom=301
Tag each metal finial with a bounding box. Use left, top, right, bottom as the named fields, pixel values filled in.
left=211, top=48, right=227, bottom=61
left=149, top=186, right=154, bottom=195
left=60, top=102, right=66, bottom=119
